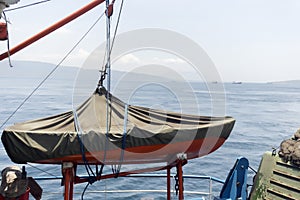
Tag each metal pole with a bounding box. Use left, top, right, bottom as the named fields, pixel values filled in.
left=63, top=162, right=74, bottom=200
left=167, top=167, right=171, bottom=200
left=177, top=161, right=184, bottom=200
left=104, top=0, right=112, bottom=166
left=209, top=178, right=212, bottom=200
left=105, top=0, right=111, bottom=93
left=63, top=170, right=70, bottom=200
left=69, top=169, right=74, bottom=200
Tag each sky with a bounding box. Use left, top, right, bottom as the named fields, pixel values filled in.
left=1, top=0, right=300, bottom=83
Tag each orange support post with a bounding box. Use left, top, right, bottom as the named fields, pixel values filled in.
left=63, top=162, right=75, bottom=200
left=177, top=160, right=184, bottom=200
left=174, top=153, right=187, bottom=200
left=0, top=0, right=106, bottom=61
left=167, top=167, right=171, bottom=200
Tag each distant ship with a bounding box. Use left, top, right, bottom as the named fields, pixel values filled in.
left=232, top=81, right=242, bottom=84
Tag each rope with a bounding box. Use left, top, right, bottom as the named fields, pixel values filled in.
left=98, top=0, right=124, bottom=87
left=97, top=0, right=125, bottom=181
left=73, top=111, right=96, bottom=181
left=81, top=182, right=90, bottom=200
left=248, top=165, right=257, bottom=174
left=0, top=11, right=104, bottom=130
left=2, top=11, right=13, bottom=67
left=27, top=163, right=59, bottom=179
left=113, top=104, right=128, bottom=177
left=73, top=3, right=127, bottom=198
left=4, top=0, right=51, bottom=12
left=110, top=0, right=124, bottom=54
left=70, top=10, right=112, bottom=187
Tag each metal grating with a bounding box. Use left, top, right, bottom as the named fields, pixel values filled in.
left=249, top=152, right=300, bottom=200
left=267, top=158, right=300, bottom=199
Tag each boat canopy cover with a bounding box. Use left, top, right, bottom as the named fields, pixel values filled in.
left=2, top=87, right=235, bottom=164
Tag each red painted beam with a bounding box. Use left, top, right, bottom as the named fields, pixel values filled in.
left=0, top=0, right=105, bottom=61
left=74, top=165, right=169, bottom=184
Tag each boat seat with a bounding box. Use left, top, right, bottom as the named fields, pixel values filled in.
left=215, top=157, right=249, bottom=200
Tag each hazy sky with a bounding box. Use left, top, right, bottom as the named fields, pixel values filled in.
left=1, top=0, right=300, bottom=82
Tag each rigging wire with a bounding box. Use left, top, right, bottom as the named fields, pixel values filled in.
left=248, top=165, right=257, bottom=174
left=110, top=0, right=125, bottom=176
left=112, top=103, right=128, bottom=177
left=0, top=11, right=105, bottom=130
left=80, top=0, right=126, bottom=197
left=96, top=0, right=125, bottom=179
left=2, top=11, right=13, bottom=67
left=98, top=0, right=124, bottom=86
left=102, top=0, right=113, bottom=172
left=4, top=0, right=51, bottom=12
left=98, top=0, right=124, bottom=156
left=110, top=0, right=124, bottom=54
left=27, top=163, right=60, bottom=179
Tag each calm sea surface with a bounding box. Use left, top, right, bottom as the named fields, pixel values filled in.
left=0, top=70, right=300, bottom=199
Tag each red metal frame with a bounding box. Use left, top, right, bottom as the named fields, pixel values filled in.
left=74, top=165, right=168, bottom=184
left=62, top=158, right=188, bottom=200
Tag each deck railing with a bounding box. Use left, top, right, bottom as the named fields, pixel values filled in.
left=32, top=174, right=225, bottom=199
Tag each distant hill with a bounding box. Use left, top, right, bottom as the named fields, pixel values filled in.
left=268, top=80, right=300, bottom=84
left=0, top=60, right=77, bottom=79
left=0, top=60, right=188, bottom=83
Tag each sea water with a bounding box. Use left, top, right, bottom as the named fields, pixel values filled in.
left=1, top=69, right=300, bottom=199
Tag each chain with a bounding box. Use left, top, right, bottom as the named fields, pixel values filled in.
left=174, top=172, right=179, bottom=196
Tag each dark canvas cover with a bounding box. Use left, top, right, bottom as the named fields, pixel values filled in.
left=2, top=87, right=235, bottom=164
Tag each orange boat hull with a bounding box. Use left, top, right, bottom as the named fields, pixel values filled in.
left=37, top=137, right=226, bottom=165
